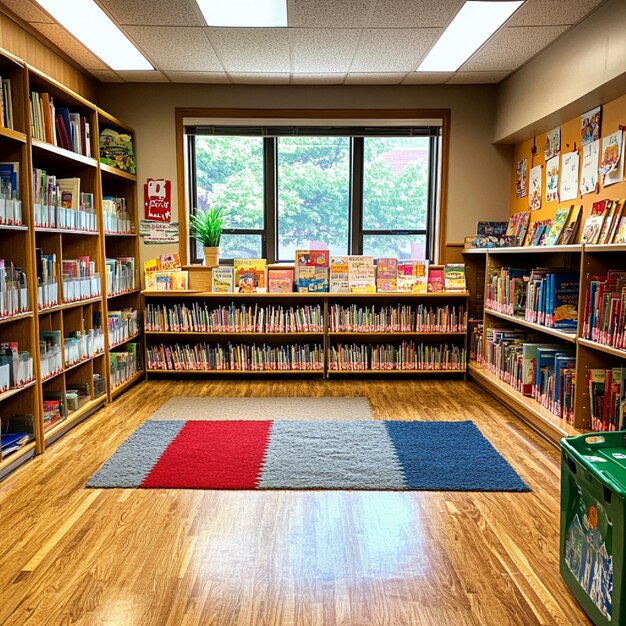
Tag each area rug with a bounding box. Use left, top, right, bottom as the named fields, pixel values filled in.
left=87, top=420, right=530, bottom=492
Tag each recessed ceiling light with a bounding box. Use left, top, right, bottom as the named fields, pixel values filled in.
left=33, top=0, right=153, bottom=71
left=196, top=0, right=287, bottom=27
left=416, top=1, right=524, bottom=72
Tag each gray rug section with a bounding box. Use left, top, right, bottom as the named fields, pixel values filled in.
left=259, top=420, right=407, bottom=489
left=148, top=397, right=373, bottom=421
left=87, top=420, right=185, bottom=488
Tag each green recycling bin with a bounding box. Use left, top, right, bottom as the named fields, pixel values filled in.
left=560, top=431, right=626, bottom=625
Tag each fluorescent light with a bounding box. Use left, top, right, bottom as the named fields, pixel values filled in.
left=196, top=0, right=287, bottom=27
left=33, top=0, right=153, bottom=71
left=416, top=1, right=524, bottom=72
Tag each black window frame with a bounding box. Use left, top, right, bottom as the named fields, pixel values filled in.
left=187, top=125, right=441, bottom=264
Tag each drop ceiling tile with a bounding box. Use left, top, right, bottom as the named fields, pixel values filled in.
left=460, top=25, right=569, bottom=72
left=123, top=26, right=223, bottom=71
left=1, top=0, right=53, bottom=22
left=508, top=0, right=603, bottom=27
left=88, top=69, right=123, bottom=83
left=291, top=29, right=361, bottom=73
left=33, top=23, right=109, bottom=70
left=99, top=0, right=202, bottom=26
left=115, top=70, right=169, bottom=82
left=369, top=0, right=463, bottom=28
left=163, top=71, right=230, bottom=83
left=289, top=0, right=375, bottom=28
left=205, top=29, right=290, bottom=73
left=402, top=72, right=454, bottom=84
left=447, top=70, right=511, bottom=84
left=291, top=73, right=347, bottom=84
left=344, top=73, right=405, bottom=84
left=350, top=28, right=442, bottom=72
left=229, top=73, right=291, bottom=84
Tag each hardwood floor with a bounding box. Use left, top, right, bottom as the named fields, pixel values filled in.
left=0, top=379, right=589, bottom=625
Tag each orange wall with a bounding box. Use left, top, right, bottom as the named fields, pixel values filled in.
left=509, top=92, right=626, bottom=241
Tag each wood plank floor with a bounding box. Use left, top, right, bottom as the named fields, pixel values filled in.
left=0, top=379, right=589, bottom=626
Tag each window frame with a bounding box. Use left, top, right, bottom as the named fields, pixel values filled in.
left=177, top=109, right=449, bottom=266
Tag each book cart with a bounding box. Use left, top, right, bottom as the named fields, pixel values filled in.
left=142, top=290, right=469, bottom=378
left=464, top=243, right=626, bottom=445
left=0, top=48, right=142, bottom=480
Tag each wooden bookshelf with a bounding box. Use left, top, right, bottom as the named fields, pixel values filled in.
left=484, top=308, right=577, bottom=343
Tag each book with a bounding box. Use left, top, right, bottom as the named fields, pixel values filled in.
left=143, top=258, right=159, bottom=275
left=234, top=259, right=266, bottom=293
left=329, top=257, right=349, bottom=293
left=597, top=200, right=618, bottom=244
left=268, top=268, right=294, bottom=293
left=506, top=211, right=530, bottom=246
left=295, top=250, right=329, bottom=292
left=99, top=128, right=136, bottom=173
left=608, top=199, right=625, bottom=243
left=348, top=256, right=375, bottom=293
left=57, top=178, right=80, bottom=210
left=558, top=205, right=582, bottom=245
left=542, top=206, right=571, bottom=246
left=397, top=262, right=416, bottom=292
left=157, top=253, right=181, bottom=271
left=376, top=258, right=397, bottom=292
left=613, top=215, right=626, bottom=244
left=212, top=267, right=234, bottom=293
left=444, top=264, right=466, bottom=291
left=413, top=260, right=429, bottom=293
left=580, top=215, right=605, bottom=244
left=427, top=265, right=445, bottom=292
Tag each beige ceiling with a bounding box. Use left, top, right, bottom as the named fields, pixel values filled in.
left=1, top=0, right=607, bottom=85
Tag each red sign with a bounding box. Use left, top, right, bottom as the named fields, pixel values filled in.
left=144, top=178, right=171, bottom=222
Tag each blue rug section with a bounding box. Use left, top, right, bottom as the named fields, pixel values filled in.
left=384, top=420, right=530, bottom=492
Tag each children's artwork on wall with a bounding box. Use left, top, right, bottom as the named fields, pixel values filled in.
left=580, top=106, right=601, bottom=146
left=544, top=127, right=561, bottom=160
left=560, top=151, right=580, bottom=201
left=580, top=140, right=600, bottom=196
left=528, top=164, right=542, bottom=210
left=599, top=130, right=625, bottom=186
left=515, top=158, right=527, bottom=198
left=545, top=156, right=559, bottom=203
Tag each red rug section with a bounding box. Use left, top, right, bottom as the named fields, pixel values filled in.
left=141, top=420, right=272, bottom=489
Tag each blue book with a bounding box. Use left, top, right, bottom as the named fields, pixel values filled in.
left=534, top=348, right=561, bottom=399
left=553, top=352, right=576, bottom=412
left=1, top=432, right=30, bottom=455
left=0, top=162, right=18, bottom=199
left=552, top=273, right=579, bottom=330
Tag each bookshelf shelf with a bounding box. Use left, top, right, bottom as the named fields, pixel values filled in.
left=144, top=331, right=324, bottom=337
left=63, top=352, right=104, bottom=375
left=328, top=331, right=467, bottom=337
left=38, top=305, right=62, bottom=315
left=107, top=288, right=141, bottom=299
left=0, top=441, right=36, bottom=479
left=31, top=138, right=97, bottom=168
left=328, top=369, right=466, bottom=376
left=111, top=370, right=144, bottom=398
left=0, top=379, right=37, bottom=404
left=484, top=309, right=577, bottom=343
left=145, top=369, right=325, bottom=376
left=61, top=297, right=102, bottom=310
left=0, top=224, right=28, bottom=232
left=0, top=126, right=27, bottom=143
left=0, top=311, right=33, bottom=326
left=484, top=245, right=583, bottom=255
left=43, top=396, right=106, bottom=445
left=577, top=338, right=626, bottom=359
left=584, top=244, right=626, bottom=253
left=110, top=331, right=142, bottom=349
left=99, top=163, right=137, bottom=182
left=35, top=227, right=99, bottom=236
left=104, top=232, right=136, bottom=238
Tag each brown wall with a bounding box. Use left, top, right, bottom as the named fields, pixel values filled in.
left=100, top=83, right=512, bottom=264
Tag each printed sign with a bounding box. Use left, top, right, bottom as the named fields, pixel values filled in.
left=144, top=178, right=172, bottom=222
left=139, top=219, right=179, bottom=244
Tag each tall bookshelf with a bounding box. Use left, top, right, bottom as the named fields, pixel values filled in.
left=464, top=244, right=626, bottom=445
left=0, top=48, right=142, bottom=479
left=143, top=291, right=469, bottom=377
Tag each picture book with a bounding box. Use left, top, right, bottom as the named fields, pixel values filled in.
left=542, top=206, right=571, bottom=246
left=613, top=215, right=626, bottom=244
left=607, top=199, right=625, bottom=243
left=157, top=253, right=181, bottom=271
left=597, top=200, right=618, bottom=244
left=397, top=262, right=416, bottom=292
left=581, top=216, right=604, bottom=244
left=528, top=165, right=542, bottom=210
left=549, top=273, right=579, bottom=330
left=295, top=249, right=330, bottom=268
left=427, top=265, right=445, bottom=292
left=376, top=258, right=397, bottom=292
left=506, top=211, right=530, bottom=245
left=212, top=267, right=234, bottom=293
left=99, top=127, right=136, bottom=174
left=268, top=268, right=294, bottom=294
left=329, top=257, right=349, bottom=293
left=413, top=260, right=429, bottom=293
left=296, top=266, right=328, bottom=292
left=558, top=206, right=582, bottom=245
left=348, top=256, right=375, bottom=293
left=476, top=222, right=508, bottom=236
left=143, top=258, right=159, bottom=275
left=57, top=178, right=80, bottom=210
left=234, top=259, right=266, bottom=293
left=444, top=264, right=466, bottom=292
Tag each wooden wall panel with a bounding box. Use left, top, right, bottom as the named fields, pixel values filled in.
left=508, top=92, right=626, bottom=240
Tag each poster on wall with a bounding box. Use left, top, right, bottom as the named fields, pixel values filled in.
left=580, top=140, right=600, bottom=196
left=144, top=178, right=172, bottom=222
left=515, top=158, right=527, bottom=198
left=580, top=106, right=601, bottom=146
left=528, top=164, right=542, bottom=210
left=139, top=219, right=179, bottom=244
left=560, top=151, right=580, bottom=202
left=599, top=130, right=625, bottom=187
left=545, top=156, right=559, bottom=203
left=544, top=127, right=561, bottom=160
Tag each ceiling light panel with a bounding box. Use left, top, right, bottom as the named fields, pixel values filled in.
left=34, top=0, right=153, bottom=70
left=416, top=1, right=524, bottom=72
left=196, top=0, right=287, bottom=27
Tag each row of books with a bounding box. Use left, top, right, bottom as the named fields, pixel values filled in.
left=110, top=343, right=140, bottom=389
left=0, top=77, right=13, bottom=129
left=63, top=328, right=105, bottom=366
left=103, top=196, right=133, bottom=234
left=588, top=367, right=626, bottom=431
left=30, top=91, right=92, bottom=157
left=469, top=322, right=483, bottom=363
left=0, top=161, right=22, bottom=226
left=145, top=270, right=188, bottom=291
left=484, top=328, right=576, bottom=423
left=108, top=308, right=140, bottom=348
left=581, top=198, right=626, bottom=245
left=328, top=304, right=467, bottom=333
left=105, top=257, right=136, bottom=296
left=0, top=259, right=28, bottom=318
left=146, top=342, right=325, bottom=372
left=485, top=266, right=579, bottom=330
left=62, top=256, right=100, bottom=303
left=582, top=270, right=626, bottom=349
left=0, top=342, right=34, bottom=392
left=327, top=342, right=466, bottom=371
left=144, top=303, right=323, bottom=333
left=0, top=197, right=22, bottom=226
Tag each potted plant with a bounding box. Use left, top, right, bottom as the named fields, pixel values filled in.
left=189, top=206, right=225, bottom=267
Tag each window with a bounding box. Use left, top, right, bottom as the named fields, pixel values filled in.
left=187, top=125, right=441, bottom=264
